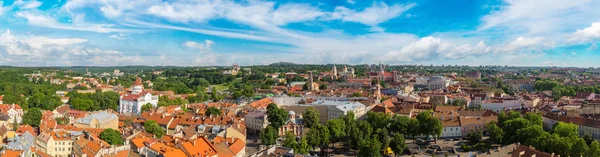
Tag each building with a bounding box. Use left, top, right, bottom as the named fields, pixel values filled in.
left=0, top=95, right=3, bottom=104
left=74, top=111, right=118, bottom=130
left=283, top=100, right=367, bottom=124
left=460, top=116, right=497, bottom=137
left=0, top=104, right=23, bottom=124
left=119, top=78, right=159, bottom=114
left=481, top=97, right=526, bottom=112
left=35, top=131, right=75, bottom=157
left=244, top=111, right=269, bottom=133
left=427, top=76, right=451, bottom=90
left=279, top=111, right=306, bottom=136
left=5, top=131, right=35, bottom=157
left=369, top=65, right=399, bottom=82
left=223, top=64, right=241, bottom=75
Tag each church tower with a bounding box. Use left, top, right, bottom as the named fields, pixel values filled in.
left=332, top=65, right=338, bottom=79
left=132, top=78, right=144, bottom=94
left=375, top=79, right=382, bottom=102
left=308, top=71, right=314, bottom=91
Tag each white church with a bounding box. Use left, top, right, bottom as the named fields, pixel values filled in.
left=119, top=78, right=158, bottom=114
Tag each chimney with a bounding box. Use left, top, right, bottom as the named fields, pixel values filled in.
left=193, top=139, right=196, bottom=146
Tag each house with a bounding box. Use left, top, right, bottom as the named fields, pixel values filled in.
left=74, top=111, right=119, bottom=130
left=575, top=92, right=595, bottom=100
left=481, top=97, right=527, bottom=112
left=435, top=110, right=461, bottom=138
left=35, top=131, right=75, bottom=157
left=119, top=78, right=159, bottom=114
left=5, top=131, right=35, bottom=157
left=460, top=116, right=497, bottom=137
left=0, top=104, right=24, bottom=124
left=179, top=137, right=218, bottom=157
left=244, top=111, right=268, bottom=133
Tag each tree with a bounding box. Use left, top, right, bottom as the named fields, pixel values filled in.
left=583, top=133, right=594, bottom=146
left=141, top=103, right=154, bottom=112
left=524, top=112, right=542, bottom=126
left=588, top=140, right=600, bottom=157
left=282, top=131, right=297, bottom=148
left=319, top=84, right=327, bottom=90
left=266, top=103, right=287, bottom=129
left=99, top=128, right=124, bottom=145
left=326, top=118, right=346, bottom=146
left=553, top=122, right=579, bottom=138
left=570, top=137, right=589, bottom=157
left=296, top=136, right=310, bottom=155
left=304, top=107, right=320, bottom=128
left=502, top=118, right=529, bottom=144
left=367, top=111, right=390, bottom=129
left=23, top=108, right=42, bottom=127
left=486, top=122, right=503, bottom=144
left=390, top=133, right=406, bottom=156
left=260, top=126, right=277, bottom=146
left=307, top=124, right=330, bottom=152
left=206, top=107, right=222, bottom=116
left=416, top=111, right=442, bottom=140
left=358, top=136, right=382, bottom=157
left=144, top=120, right=165, bottom=138
left=466, top=130, right=483, bottom=144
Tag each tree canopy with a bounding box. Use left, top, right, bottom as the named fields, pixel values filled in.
left=144, top=120, right=165, bottom=138
left=99, top=128, right=124, bottom=145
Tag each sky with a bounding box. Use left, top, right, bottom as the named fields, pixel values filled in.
left=0, top=0, right=600, bottom=67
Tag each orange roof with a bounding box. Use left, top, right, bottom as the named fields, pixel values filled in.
left=134, top=78, right=143, bottom=86
left=131, top=137, right=152, bottom=149
left=214, top=142, right=235, bottom=157
left=1, top=150, right=23, bottom=157
left=16, top=125, right=35, bottom=136
left=382, top=99, right=395, bottom=108
left=181, top=137, right=218, bottom=157
left=249, top=98, right=273, bottom=109
left=229, top=139, right=245, bottom=155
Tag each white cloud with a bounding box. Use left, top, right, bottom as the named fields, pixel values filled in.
left=572, top=51, right=577, bottom=55
left=378, top=36, right=491, bottom=63
left=16, top=11, right=132, bottom=33
left=147, top=1, right=222, bottom=23
left=569, top=22, right=600, bottom=43
left=13, top=0, right=43, bottom=9
left=108, top=33, right=128, bottom=40
left=0, top=2, right=7, bottom=16
left=183, top=40, right=215, bottom=53
left=347, top=0, right=356, bottom=4
left=497, top=37, right=554, bottom=53
left=480, top=0, right=600, bottom=35
left=0, top=29, right=146, bottom=66
left=329, top=2, right=415, bottom=31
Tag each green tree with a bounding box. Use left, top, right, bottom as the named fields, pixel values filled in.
left=307, top=124, right=330, bottom=152
left=466, top=130, right=483, bottom=144
left=141, top=103, right=154, bottom=112
left=99, top=128, right=124, bottom=145
left=296, top=136, right=310, bottom=155
left=553, top=122, right=579, bottom=138
left=22, top=108, right=42, bottom=127
left=326, top=118, right=346, bottom=146
left=416, top=111, right=442, bottom=141
left=282, top=131, right=297, bottom=148
left=502, top=118, right=529, bottom=144
left=358, top=136, right=382, bottom=157
left=304, top=107, right=320, bottom=128
left=486, top=122, right=503, bottom=144
left=524, top=112, right=543, bottom=126
left=588, top=140, right=600, bottom=157
left=266, top=103, right=287, bottom=129
left=144, top=120, right=165, bottom=138
left=583, top=133, right=594, bottom=146
left=570, top=137, right=589, bottom=157
left=319, top=84, right=327, bottom=90
left=260, top=126, right=277, bottom=146
left=206, top=107, right=222, bottom=116
left=390, top=133, right=406, bottom=156
left=367, top=111, right=390, bottom=129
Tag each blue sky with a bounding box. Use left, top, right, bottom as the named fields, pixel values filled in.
left=0, top=0, right=599, bottom=67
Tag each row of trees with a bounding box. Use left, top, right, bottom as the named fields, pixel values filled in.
left=261, top=104, right=443, bottom=156
left=486, top=111, right=600, bottom=157
left=68, top=91, right=120, bottom=111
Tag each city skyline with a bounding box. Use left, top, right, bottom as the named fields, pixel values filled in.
left=1, top=0, right=600, bottom=67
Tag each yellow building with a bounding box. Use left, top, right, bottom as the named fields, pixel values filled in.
left=36, top=131, right=74, bottom=157
left=74, top=111, right=118, bottom=130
